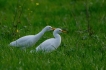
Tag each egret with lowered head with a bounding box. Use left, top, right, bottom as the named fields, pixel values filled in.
left=9, top=26, right=55, bottom=49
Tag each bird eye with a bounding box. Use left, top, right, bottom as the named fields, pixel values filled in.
left=59, top=30, right=61, bottom=31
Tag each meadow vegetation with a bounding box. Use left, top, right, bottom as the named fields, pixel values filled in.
left=0, top=0, right=106, bottom=70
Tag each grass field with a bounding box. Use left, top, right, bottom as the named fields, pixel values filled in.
left=0, top=0, right=106, bottom=70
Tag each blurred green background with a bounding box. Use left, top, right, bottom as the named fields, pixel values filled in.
left=0, top=0, right=106, bottom=70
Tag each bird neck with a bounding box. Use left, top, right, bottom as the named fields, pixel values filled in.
left=53, top=32, right=61, bottom=40
left=36, top=28, right=46, bottom=37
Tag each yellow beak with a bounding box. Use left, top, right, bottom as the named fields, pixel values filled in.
left=62, top=30, right=67, bottom=33
left=52, top=28, right=55, bottom=30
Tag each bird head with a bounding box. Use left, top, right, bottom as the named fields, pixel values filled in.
left=45, top=26, right=55, bottom=31
left=54, top=28, right=67, bottom=34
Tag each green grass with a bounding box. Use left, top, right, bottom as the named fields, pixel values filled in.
left=0, top=0, right=106, bottom=70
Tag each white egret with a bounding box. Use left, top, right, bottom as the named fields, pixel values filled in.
left=36, top=28, right=66, bottom=52
left=9, top=26, right=55, bottom=49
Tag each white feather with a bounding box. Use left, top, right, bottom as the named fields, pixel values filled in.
left=36, top=28, right=63, bottom=52
left=9, top=26, right=53, bottom=49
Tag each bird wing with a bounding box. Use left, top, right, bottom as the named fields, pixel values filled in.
left=16, top=35, right=34, bottom=43
left=36, top=38, right=56, bottom=52
left=10, top=35, right=34, bottom=47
